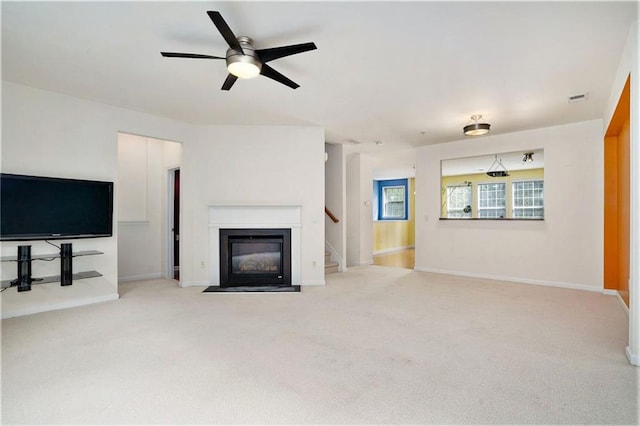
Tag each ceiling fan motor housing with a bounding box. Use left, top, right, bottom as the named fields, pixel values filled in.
left=226, top=36, right=262, bottom=78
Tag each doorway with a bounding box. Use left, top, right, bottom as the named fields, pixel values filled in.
left=604, top=76, right=630, bottom=306
left=373, top=248, right=415, bottom=269
left=372, top=177, right=416, bottom=270
left=117, top=133, right=182, bottom=284
left=169, top=168, right=180, bottom=280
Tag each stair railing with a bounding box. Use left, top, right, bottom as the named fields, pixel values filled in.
left=324, top=206, right=339, bottom=223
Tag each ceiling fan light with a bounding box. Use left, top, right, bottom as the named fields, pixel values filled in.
left=226, top=40, right=262, bottom=79
left=228, top=61, right=260, bottom=79
left=228, top=60, right=261, bottom=79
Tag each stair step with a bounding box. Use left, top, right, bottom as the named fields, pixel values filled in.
left=324, top=252, right=339, bottom=274
left=325, top=262, right=339, bottom=274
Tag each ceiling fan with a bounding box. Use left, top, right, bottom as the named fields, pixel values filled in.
left=161, top=11, right=317, bottom=91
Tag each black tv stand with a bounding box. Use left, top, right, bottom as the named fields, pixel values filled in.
left=1, top=244, right=103, bottom=291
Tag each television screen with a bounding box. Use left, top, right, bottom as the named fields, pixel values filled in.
left=0, top=173, right=114, bottom=241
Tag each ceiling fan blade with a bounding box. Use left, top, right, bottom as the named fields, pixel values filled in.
left=207, top=11, right=244, bottom=54
left=161, top=52, right=225, bottom=59
left=221, top=74, right=238, bottom=91
left=256, top=42, right=317, bottom=63
left=260, top=64, right=299, bottom=89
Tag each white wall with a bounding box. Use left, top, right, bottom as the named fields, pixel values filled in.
left=117, top=133, right=181, bottom=282
left=0, top=82, right=323, bottom=317
left=0, top=82, right=193, bottom=318
left=179, top=125, right=326, bottom=286
left=346, top=152, right=374, bottom=266
left=324, top=143, right=346, bottom=269
left=415, top=120, right=604, bottom=291
left=371, top=148, right=417, bottom=180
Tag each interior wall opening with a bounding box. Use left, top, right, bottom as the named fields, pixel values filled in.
left=604, top=75, right=630, bottom=307
left=116, top=132, right=182, bottom=285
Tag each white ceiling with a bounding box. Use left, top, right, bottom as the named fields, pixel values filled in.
left=2, top=1, right=636, bottom=155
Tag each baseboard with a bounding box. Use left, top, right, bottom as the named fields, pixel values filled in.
left=373, top=245, right=415, bottom=256
left=301, top=280, right=325, bottom=286
left=361, top=259, right=374, bottom=266
left=414, top=266, right=602, bottom=293
left=1, top=293, right=119, bottom=319
left=625, top=346, right=640, bottom=366
left=602, top=289, right=630, bottom=314
left=118, top=273, right=162, bottom=283
left=179, top=281, right=210, bottom=288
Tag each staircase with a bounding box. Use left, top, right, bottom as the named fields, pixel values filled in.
left=325, top=252, right=339, bottom=275
left=324, top=206, right=340, bottom=275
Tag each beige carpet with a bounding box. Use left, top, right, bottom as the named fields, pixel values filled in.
left=2, top=265, right=638, bottom=424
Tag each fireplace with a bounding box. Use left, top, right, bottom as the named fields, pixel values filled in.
left=209, top=205, right=301, bottom=286
left=219, top=228, right=291, bottom=287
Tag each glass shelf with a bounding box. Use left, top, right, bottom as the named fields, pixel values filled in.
left=1, top=247, right=104, bottom=290
left=0, top=250, right=103, bottom=262
left=1, top=271, right=102, bottom=288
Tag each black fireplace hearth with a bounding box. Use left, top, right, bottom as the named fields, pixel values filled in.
left=219, top=228, right=291, bottom=287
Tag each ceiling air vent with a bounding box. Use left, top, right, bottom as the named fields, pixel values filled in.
left=568, top=92, right=588, bottom=103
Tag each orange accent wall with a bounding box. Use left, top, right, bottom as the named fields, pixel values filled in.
left=604, top=135, right=619, bottom=291
left=604, top=76, right=630, bottom=307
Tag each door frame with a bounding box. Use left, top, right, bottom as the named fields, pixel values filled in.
left=166, top=167, right=180, bottom=281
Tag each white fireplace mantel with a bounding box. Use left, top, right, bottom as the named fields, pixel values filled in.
left=208, top=205, right=302, bottom=286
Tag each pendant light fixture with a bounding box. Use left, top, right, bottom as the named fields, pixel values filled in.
left=486, top=155, right=509, bottom=177
left=463, top=114, right=491, bottom=136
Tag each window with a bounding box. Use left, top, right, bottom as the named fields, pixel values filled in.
left=446, top=185, right=472, bottom=218
left=512, top=180, right=544, bottom=218
left=376, top=179, right=408, bottom=220
left=478, top=182, right=506, bottom=218
left=383, top=186, right=405, bottom=217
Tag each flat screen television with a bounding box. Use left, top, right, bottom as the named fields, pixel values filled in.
left=0, top=173, right=114, bottom=241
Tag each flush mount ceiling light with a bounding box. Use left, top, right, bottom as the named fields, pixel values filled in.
left=463, top=114, right=491, bottom=136
left=522, top=152, right=534, bottom=163
left=486, top=155, right=509, bottom=177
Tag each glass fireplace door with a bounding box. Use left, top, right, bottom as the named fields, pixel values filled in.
left=219, top=228, right=291, bottom=287
left=231, top=239, right=283, bottom=276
